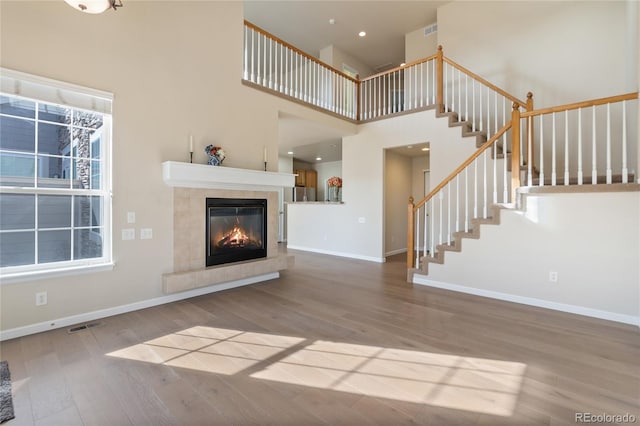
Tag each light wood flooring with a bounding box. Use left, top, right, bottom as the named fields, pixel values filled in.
left=1, top=248, right=639, bottom=425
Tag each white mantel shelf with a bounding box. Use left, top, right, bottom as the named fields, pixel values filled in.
left=162, top=161, right=295, bottom=191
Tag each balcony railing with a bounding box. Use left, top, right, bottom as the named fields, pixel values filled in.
left=242, top=21, right=529, bottom=126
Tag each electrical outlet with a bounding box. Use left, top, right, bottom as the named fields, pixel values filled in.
left=358, top=217, right=366, bottom=224
left=36, top=291, right=47, bottom=306
left=122, top=228, right=135, bottom=240
left=140, top=228, right=153, bottom=240
left=549, top=271, right=558, bottom=283
left=127, top=212, right=136, bottom=224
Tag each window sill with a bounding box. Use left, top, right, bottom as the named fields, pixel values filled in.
left=0, top=262, right=115, bottom=285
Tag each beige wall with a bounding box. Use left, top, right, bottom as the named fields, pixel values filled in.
left=0, top=1, right=355, bottom=333
left=423, top=191, right=640, bottom=323
left=405, top=25, right=438, bottom=63
left=319, top=45, right=374, bottom=78
left=384, top=150, right=412, bottom=255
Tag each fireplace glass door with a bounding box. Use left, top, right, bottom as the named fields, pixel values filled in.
left=206, top=198, right=267, bottom=267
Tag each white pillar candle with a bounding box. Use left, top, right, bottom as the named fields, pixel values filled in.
left=189, top=134, right=194, bottom=153
left=264, top=146, right=267, bottom=162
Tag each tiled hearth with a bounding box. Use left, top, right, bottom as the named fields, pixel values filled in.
left=162, top=161, right=295, bottom=294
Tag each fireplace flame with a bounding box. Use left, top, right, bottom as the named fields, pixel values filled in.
left=217, top=223, right=260, bottom=249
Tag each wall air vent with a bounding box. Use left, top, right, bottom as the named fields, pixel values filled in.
left=424, top=23, right=437, bottom=37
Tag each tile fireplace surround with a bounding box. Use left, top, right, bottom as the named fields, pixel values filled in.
left=162, top=161, right=295, bottom=294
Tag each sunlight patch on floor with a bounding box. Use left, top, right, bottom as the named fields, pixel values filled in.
left=106, top=326, right=526, bottom=416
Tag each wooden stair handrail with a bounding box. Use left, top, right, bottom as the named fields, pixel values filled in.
left=521, top=92, right=638, bottom=117
left=414, top=121, right=513, bottom=210
left=443, top=57, right=528, bottom=109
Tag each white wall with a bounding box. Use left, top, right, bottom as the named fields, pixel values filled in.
left=0, top=1, right=356, bottom=333
left=384, top=150, right=412, bottom=255
left=287, top=109, right=477, bottom=261
left=419, top=191, right=640, bottom=324
left=438, top=1, right=629, bottom=107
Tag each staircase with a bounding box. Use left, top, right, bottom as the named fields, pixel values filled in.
left=408, top=91, right=639, bottom=282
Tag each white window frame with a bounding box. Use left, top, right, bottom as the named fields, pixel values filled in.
left=0, top=69, right=113, bottom=283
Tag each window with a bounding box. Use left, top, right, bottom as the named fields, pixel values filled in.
left=0, top=69, right=112, bottom=280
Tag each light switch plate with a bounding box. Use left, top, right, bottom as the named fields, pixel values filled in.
left=140, top=228, right=153, bottom=240
left=122, top=228, right=135, bottom=240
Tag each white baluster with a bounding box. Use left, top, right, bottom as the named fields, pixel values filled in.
left=430, top=199, right=435, bottom=256
left=421, top=62, right=425, bottom=107
left=552, top=113, right=557, bottom=186
left=473, top=160, right=478, bottom=219
left=539, top=114, right=545, bottom=186
left=444, top=63, right=448, bottom=112
left=438, top=191, right=443, bottom=246
left=433, top=60, right=437, bottom=105
left=494, top=92, right=498, bottom=144
left=465, top=73, right=469, bottom=122
left=606, top=103, right=612, bottom=184
left=564, top=110, right=569, bottom=185
left=451, top=66, right=455, bottom=113
left=243, top=26, right=248, bottom=80
left=486, top=86, right=490, bottom=139
left=262, top=35, right=267, bottom=87
left=592, top=106, right=597, bottom=184
left=458, top=69, right=462, bottom=118
left=483, top=150, right=488, bottom=218
left=493, top=134, right=498, bottom=203
left=447, top=184, right=451, bottom=244
left=479, top=83, right=483, bottom=132
left=577, top=108, right=583, bottom=185
left=423, top=204, right=428, bottom=258
left=622, top=100, right=628, bottom=183
left=455, top=176, right=460, bottom=233
left=464, top=167, right=469, bottom=232
left=503, top=98, right=509, bottom=200
left=472, top=79, right=476, bottom=131
left=415, top=209, right=420, bottom=267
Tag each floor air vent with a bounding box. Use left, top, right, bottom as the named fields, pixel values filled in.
left=68, top=321, right=102, bottom=333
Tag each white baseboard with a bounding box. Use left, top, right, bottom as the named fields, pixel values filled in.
left=286, top=245, right=385, bottom=263
left=413, top=276, right=640, bottom=327
left=0, top=272, right=279, bottom=342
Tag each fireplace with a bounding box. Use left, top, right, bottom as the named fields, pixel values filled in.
left=206, top=198, right=267, bottom=267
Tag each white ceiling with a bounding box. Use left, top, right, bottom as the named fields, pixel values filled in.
left=243, top=1, right=447, bottom=164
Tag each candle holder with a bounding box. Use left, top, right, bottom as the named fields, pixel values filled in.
left=264, top=161, right=267, bottom=171
left=190, top=152, right=193, bottom=164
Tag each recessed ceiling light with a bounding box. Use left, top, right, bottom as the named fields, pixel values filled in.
left=400, top=62, right=406, bottom=66
left=358, top=31, right=366, bottom=37
left=421, top=147, right=429, bottom=151
left=329, top=18, right=336, bottom=25
left=316, top=157, right=322, bottom=161
left=287, top=151, right=294, bottom=155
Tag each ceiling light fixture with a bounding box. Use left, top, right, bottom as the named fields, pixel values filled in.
left=287, top=151, right=294, bottom=155
left=400, top=63, right=406, bottom=67
left=421, top=147, right=430, bottom=151
left=316, top=157, right=322, bottom=161
left=358, top=31, right=366, bottom=37
left=64, top=0, right=122, bottom=14
left=329, top=18, right=336, bottom=25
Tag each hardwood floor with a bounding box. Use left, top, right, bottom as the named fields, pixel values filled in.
left=2, top=248, right=639, bottom=425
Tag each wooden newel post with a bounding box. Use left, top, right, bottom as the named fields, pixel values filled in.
left=436, top=45, right=444, bottom=113
left=511, top=103, right=521, bottom=202
left=526, top=92, right=534, bottom=176
left=407, top=196, right=415, bottom=268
